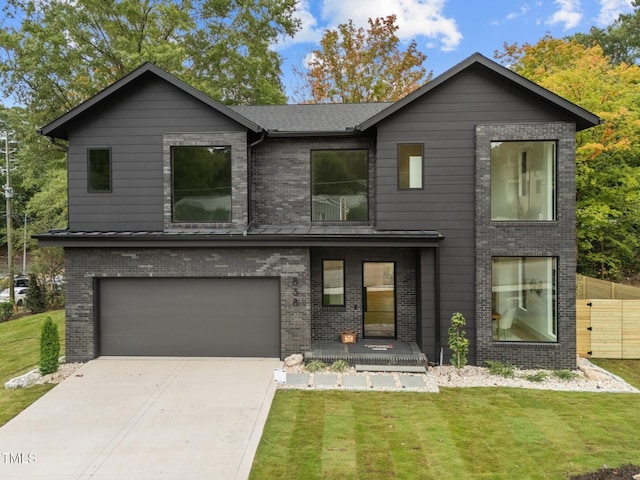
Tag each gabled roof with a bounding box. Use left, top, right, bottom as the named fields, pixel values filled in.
left=39, top=63, right=263, bottom=139
left=357, top=52, right=601, bottom=132
left=230, top=103, right=391, bottom=135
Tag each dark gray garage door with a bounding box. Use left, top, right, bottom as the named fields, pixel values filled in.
left=99, top=278, right=280, bottom=357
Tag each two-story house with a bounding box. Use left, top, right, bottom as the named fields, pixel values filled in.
left=37, top=53, right=599, bottom=369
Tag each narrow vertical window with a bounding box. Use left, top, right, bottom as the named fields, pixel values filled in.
left=398, top=143, right=423, bottom=189
left=88, top=148, right=111, bottom=192
left=323, top=260, right=345, bottom=306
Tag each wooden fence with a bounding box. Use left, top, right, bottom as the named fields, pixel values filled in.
left=576, top=274, right=640, bottom=300
left=576, top=299, right=640, bottom=359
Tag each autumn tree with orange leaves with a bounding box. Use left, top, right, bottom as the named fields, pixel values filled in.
left=296, top=15, right=431, bottom=103
left=496, top=36, right=640, bottom=279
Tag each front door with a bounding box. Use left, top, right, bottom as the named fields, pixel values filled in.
left=363, top=262, right=396, bottom=338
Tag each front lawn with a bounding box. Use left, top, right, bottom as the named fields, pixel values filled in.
left=0, top=311, right=64, bottom=426
left=251, top=386, right=640, bottom=479
left=590, top=359, right=640, bottom=389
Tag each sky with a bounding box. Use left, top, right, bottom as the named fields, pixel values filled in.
left=277, top=0, right=636, bottom=100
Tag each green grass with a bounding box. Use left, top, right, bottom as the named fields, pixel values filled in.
left=0, top=310, right=65, bottom=426
left=251, top=383, right=640, bottom=479
left=590, top=359, right=640, bottom=389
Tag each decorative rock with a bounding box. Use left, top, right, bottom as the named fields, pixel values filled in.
left=284, top=354, right=303, bottom=367
left=5, top=369, right=42, bottom=389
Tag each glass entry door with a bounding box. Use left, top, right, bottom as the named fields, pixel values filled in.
left=363, top=262, right=396, bottom=338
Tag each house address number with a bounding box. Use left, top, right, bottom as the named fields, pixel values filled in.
left=292, top=277, right=300, bottom=305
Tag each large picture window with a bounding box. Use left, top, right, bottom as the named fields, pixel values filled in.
left=398, top=143, right=423, bottom=189
left=88, top=148, right=111, bottom=192
left=311, top=149, right=368, bottom=221
left=172, top=146, right=231, bottom=222
left=490, top=141, right=555, bottom=221
left=322, top=260, right=345, bottom=306
left=492, top=257, right=557, bottom=342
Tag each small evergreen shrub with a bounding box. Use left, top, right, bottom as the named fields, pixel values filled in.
left=0, top=302, right=13, bottom=322
left=306, top=360, right=327, bottom=372
left=448, top=312, right=470, bottom=369
left=25, top=274, right=46, bottom=313
left=486, top=360, right=516, bottom=378
left=40, top=316, right=60, bottom=375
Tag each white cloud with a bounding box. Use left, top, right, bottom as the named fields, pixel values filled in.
left=287, top=0, right=463, bottom=52
left=597, top=0, right=634, bottom=26
left=491, top=5, right=531, bottom=26
left=546, top=0, right=583, bottom=30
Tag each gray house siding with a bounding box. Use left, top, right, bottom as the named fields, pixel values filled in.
left=66, top=75, right=246, bottom=232
left=374, top=68, right=563, bottom=365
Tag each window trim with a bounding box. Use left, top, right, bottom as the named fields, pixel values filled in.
left=397, top=143, right=424, bottom=190
left=87, top=147, right=112, bottom=193
left=322, top=259, right=346, bottom=307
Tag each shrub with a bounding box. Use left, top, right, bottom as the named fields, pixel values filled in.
left=448, top=312, right=470, bottom=369
left=40, top=316, right=60, bottom=375
left=25, top=274, right=46, bottom=313
left=331, top=360, right=349, bottom=372
left=554, top=369, right=579, bottom=381
left=523, top=371, right=548, bottom=382
left=487, top=360, right=516, bottom=378
left=0, top=302, right=13, bottom=322
left=305, top=360, right=327, bottom=372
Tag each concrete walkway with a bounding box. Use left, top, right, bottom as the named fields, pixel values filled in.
left=0, top=357, right=280, bottom=480
left=278, top=370, right=439, bottom=392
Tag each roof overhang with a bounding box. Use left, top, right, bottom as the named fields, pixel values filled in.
left=34, top=230, right=444, bottom=248
left=38, top=63, right=263, bottom=140
left=357, top=52, right=601, bottom=132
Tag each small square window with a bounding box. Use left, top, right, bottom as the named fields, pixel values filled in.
left=87, top=148, right=111, bottom=192
left=323, top=260, right=345, bottom=306
left=398, top=144, right=423, bottom=189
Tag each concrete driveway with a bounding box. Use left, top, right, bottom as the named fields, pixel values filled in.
left=0, top=357, right=280, bottom=480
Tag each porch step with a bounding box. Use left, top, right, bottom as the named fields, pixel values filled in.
left=356, top=364, right=427, bottom=374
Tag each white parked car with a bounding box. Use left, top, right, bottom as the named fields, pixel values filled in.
left=0, top=287, right=28, bottom=306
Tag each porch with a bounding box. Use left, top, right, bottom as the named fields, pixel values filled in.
left=304, top=339, right=428, bottom=366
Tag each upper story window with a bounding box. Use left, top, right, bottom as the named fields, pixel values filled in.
left=311, top=149, right=368, bottom=222
left=171, top=146, right=231, bottom=223
left=87, top=148, right=111, bottom=192
left=398, top=143, right=423, bottom=189
left=490, top=141, right=556, bottom=221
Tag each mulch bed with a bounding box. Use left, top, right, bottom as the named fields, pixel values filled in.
left=571, top=464, right=640, bottom=479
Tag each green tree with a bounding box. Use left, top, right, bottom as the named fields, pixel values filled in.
left=495, top=37, right=640, bottom=279
left=572, top=0, right=640, bottom=65
left=448, top=312, right=469, bottom=370
left=0, top=0, right=299, bottom=241
left=297, top=15, right=431, bottom=103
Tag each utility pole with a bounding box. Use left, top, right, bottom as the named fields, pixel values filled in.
left=3, top=132, right=14, bottom=306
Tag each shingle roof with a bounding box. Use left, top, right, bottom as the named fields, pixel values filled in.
left=230, top=103, right=392, bottom=134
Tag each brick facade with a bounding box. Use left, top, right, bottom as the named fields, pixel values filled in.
left=475, top=123, right=577, bottom=368
left=64, top=247, right=311, bottom=362
left=310, top=247, right=418, bottom=342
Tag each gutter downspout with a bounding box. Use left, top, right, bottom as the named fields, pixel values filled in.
left=245, top=130, right=267, bottom=233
